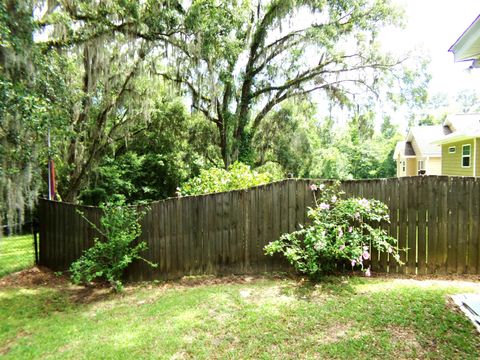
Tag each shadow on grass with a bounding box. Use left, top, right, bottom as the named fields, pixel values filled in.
left=279, top=275, right=358, bottom=301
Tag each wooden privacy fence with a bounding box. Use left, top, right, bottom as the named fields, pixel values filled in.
left=39, top=176, right=480, bottom=280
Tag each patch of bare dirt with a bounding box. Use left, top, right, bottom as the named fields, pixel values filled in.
left=0, top=266, right=68, bottom=288
left=121, top=273, right=296, bottom=293
left=0, top=330, right=30, bottom=356
left=68, top=285, right=113, bottom=304
left=167, top=272, right=480, bottom=292
left=175, top=273, right=293, bottom=287
left=368, top=272, right=480, bottom=283
left=317, top=322, right=358, bottom=344
left=385, top=325, right=432, bottom=357
left=394, top=278, right=480, bottom=288
left=170, top=350, right=190, bottom=360
left=0, top=266, right=116, bottom=305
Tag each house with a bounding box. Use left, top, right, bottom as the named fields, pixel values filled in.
left=395, top=16, right=480, bottom=177
left=394, top=15, right=480, bottom=177
left=393, top=125, right=447, bottom=177
left=431, top=114, right=480, bottom=176
left=449, top=15, right=480, bottom=68
left=427, top=16, right=480, bottom=176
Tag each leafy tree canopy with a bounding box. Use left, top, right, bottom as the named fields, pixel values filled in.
left=1, top=0, right=430, bottom=230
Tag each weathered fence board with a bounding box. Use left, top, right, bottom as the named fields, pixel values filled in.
left=388, top=178, right=399, bottom=273
left=39, top=176, right=480, bottom=280
left=417, top=177, right=428, bottom=275
left=471, top=180, right=480, bottom=273
left=427, top=177, right=438, bottom=274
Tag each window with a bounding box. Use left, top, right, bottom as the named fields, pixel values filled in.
left=418, top=160, right=425, bottom=170
left=401, top=161, right=406, bottom=172
left=449, top=146, right=456, bottom=154
left=462, top=144, right=471, bottom=167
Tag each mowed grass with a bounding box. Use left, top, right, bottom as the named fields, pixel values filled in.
left=0, top=235, right=34, bottom=278
left=1, top=274, right=479, bottom=359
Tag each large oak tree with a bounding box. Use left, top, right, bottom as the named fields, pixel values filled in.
left=161, top=0, right=408, bottom=167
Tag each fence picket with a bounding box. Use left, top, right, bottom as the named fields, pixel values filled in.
left=417, top=176, right=428, bottom=275
left=427, top=177, right=438, bottom=274
left=388, top=178, right=399, bottom=274
left=456, top=178, right=468, bottom=274
left=471, top=179, right=480, bottom=273
left=447, top=178, right=458, bottom=273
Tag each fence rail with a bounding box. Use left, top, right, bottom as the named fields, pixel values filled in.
left=38, top=176, right=480, bottom=280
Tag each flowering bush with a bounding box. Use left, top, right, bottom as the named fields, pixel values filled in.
left=264, top=182, right=402, bottom=279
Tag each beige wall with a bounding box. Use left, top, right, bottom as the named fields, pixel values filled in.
left=397, top=156, right=442, bottom=177
left=406, top=158, right=417, bottom=176
left=397, top=157, right=417, bottom=177
left=426, top=157, right=442, bottom=175
left=396, top=158, right=405, bottom=177
left=442, top=139, right=475, bottom=176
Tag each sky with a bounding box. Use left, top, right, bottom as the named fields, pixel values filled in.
left=382, top=0, right=480, bottom=113
left=311, top=1, right=480, bottom=131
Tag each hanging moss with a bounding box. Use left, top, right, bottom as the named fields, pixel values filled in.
left=0, top=0, right=43, bottom=234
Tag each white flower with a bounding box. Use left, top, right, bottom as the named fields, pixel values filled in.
left=358, top=198, right=370, bottom=208
left=314, top=240, right=325, bottom=252
left=319, top=203, right=330, bottom=210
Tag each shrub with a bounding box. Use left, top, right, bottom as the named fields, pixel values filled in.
left=264, top=182, right=402, bottom=279
left=179, top=162, right=279, bottom=196
left=70, top=201, right=156, bottom=291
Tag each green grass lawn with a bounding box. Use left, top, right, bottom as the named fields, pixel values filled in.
left=0, top=235, right=34, bottom=278
left=1, top=274, right=479, bottom=359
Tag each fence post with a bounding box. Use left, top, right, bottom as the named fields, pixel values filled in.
left=33, top=220, right=39, bottom=265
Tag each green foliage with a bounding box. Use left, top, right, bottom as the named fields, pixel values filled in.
left=253, top=100, right=401, bottom=180
left=78, top=97, right=210, bottom=205
left=455, top=89, right=480, bottom=114
left=265, top=183, right=402, bottom=279
left=159, top=0, right=417, bottom=167
left=1, top=1, right=78, bottom=227
left=179, top=162, right=279, bottom=196
left=0, top=234, right=34, bottom=278
left=1, top=1, right=44, bottom=227
left=70, top=202, right=155, bottom=291
left=253, top=100, right=316, bottom=177
left=1, top=0, right=431, bottom=229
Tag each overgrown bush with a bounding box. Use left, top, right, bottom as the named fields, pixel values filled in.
left=70, top=201, right=156, bottom=291
left=179, top=162, right=279, bottom=196
left=265, top=182, right=402, bottom=279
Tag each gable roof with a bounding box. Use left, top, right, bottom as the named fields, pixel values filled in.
left=432, top=114, right=480, bottom=145
left=444, top=113, right=480, bottom=132
left=449, top=14, right=480, bottom=67
left=393, top=141, right=416, bottom=159
left=406, top=125, right=447, bottom=156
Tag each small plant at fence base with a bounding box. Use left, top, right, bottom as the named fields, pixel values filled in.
left=265, top=182, right=403, bottom=280
left=70, top=201, right=156, bottom=291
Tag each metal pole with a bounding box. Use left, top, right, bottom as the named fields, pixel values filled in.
left=33, top=220, right=39, bottom=266
left=47, top=128, right=52, bottom=200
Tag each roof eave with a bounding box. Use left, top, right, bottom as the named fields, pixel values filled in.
left=449, top=15, right=480, bottom=62
left=432, top=134, right=479, bottom=145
